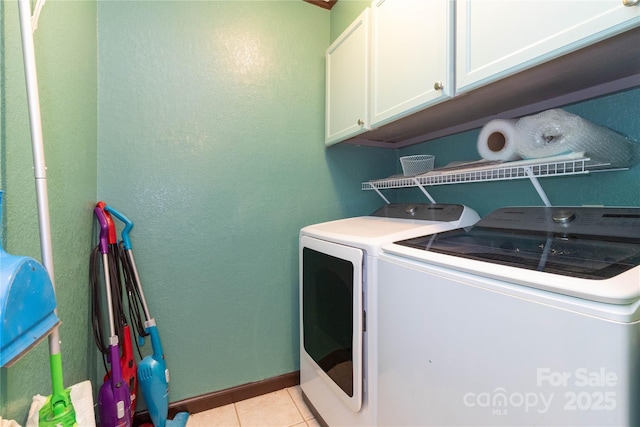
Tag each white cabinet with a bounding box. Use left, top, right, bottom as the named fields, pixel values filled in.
left=456, top=0, right=640, bottom=93
left=326, top=0, right=638, bottom=147
left=325, top=8, right=370, bottom=146
left=370, top=0, right=453, bottom=128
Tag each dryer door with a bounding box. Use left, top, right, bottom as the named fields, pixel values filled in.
left=300, top=235, right=364, bottom=412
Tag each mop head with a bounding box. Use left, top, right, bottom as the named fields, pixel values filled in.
left=25, top=381, right=95, bottom=427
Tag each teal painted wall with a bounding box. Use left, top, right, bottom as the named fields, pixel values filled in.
left=97, top=0, right=395, bottom=406
left=2, top=0, right=637, bottom=422
left=397, top=88, right=640, bottom=215
left=0, top=0, right=97, bottom=423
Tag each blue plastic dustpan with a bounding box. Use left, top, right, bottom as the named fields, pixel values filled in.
left=0, top=249, right=60, bottom=367
left=0, top=191, right=60, bottom=367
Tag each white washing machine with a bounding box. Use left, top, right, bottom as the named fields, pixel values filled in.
left=299, top=203, right=480, bottom=427
left=377, top=206, right=640, bottom=426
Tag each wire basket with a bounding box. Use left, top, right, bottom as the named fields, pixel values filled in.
left=400, top=155, right=435, bottom=177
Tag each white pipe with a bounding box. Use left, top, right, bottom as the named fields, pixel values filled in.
left=18, top=0, right=61, bottom=356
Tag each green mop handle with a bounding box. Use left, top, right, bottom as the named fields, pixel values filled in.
left=17, top=0, right=74, bottom=421
left=49, top=353, right=70, bottom=416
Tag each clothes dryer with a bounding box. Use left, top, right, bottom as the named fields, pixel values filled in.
left=299, top=203, right=480, bottom=426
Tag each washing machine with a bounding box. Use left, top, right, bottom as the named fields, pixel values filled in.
left=299, top=203, right=480, bottom=427
left=377, top=206, right=640, bottom=426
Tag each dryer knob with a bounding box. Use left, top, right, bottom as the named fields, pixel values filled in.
left=405, top=205, right=418, bottom=215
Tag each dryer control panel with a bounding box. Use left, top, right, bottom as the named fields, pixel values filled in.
left=371, top=203, right=464, bottom=222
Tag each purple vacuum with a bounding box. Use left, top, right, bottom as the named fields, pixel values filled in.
left=95, top=207, right=132, bottom=427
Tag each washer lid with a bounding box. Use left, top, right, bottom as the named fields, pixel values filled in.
left=389, top=206, right=640, bottom=304
left=398, top=225, right=640, bottom=280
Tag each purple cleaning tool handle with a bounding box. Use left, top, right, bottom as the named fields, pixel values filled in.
left=94, top=207, right=109, bottom=255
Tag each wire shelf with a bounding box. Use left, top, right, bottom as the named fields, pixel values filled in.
left=362, top=157, right=594, bottom=191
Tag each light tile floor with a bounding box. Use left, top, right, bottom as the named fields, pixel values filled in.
left=186, top=386, right=321, bottom=427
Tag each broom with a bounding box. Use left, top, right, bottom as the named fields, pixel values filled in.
left=17, top=0, right=94, bottom=425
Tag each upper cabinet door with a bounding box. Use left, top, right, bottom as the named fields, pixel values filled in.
left=370, top=0, right=453, bottom=128
left=456, top=0, right=640, bottom=93
left=326, top=8, right=371, bottom=147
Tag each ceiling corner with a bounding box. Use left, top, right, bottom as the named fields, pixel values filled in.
left=304, top=0, right=338, bottom=10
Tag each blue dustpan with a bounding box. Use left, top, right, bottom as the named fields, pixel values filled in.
left=0, top=191, right=60, bottom=367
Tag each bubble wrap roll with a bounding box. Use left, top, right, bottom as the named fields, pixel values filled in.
left=514, top=109, right=637, bottom=167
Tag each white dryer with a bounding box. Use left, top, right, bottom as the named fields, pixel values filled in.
left=299, top=203, right=480, bottom=427
left=378, top=206, right=640, bottom=426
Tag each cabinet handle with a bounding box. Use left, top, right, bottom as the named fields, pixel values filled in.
left=623, top=0, right=639, bottom=5
left=434, top=81, right=444, bottom=91
left=357, top=119, right=364, bottom=126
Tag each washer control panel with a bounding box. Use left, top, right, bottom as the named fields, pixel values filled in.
left=478, top=206, right=640, bottom=239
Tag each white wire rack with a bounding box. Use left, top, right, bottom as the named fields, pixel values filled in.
left=362, top=156, right=620, bottom=206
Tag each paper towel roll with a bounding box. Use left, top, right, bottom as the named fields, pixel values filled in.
left=514, top=109, right=637, bottom=167
left=477, top=119, right=521, bottom=161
